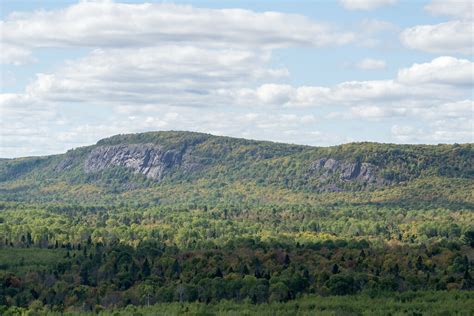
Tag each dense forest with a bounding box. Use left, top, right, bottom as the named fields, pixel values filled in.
left=0, top=132, right=473, bottom=314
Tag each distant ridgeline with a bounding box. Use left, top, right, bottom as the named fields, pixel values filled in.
left=0, top=131, right=472, bottom=207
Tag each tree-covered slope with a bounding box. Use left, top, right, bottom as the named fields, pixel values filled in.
left=1, top=132, right=473, bottom=314
left=0, top=131, right=472, bottom=206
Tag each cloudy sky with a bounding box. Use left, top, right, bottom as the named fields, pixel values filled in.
left=0, top=0, right=472, bottom=157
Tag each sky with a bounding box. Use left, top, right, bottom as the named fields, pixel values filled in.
left=0, top=0, right=473, bottom=158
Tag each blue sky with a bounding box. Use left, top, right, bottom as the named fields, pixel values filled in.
left=0, top=0, right=472, bottom=157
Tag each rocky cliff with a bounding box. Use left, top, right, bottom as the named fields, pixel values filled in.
left=83, top=144, right=183, bottom=181
left=80, top=144, right=388, bottom=188
left=308, top=158, right=388, bottom=191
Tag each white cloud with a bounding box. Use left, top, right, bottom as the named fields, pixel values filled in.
left=0, top=94, right=56, bottom=121
left=390, top=99, right=473, bottom=143
left=0, top=43, right=34, bottom=65
left=351, top=105, right=405, bottom=119
left=256, top=84, right=294, bottom=104
left=243, top=80, right=424, bottom=108
left=1, top=1, right=355, bottom=65
left=23, top=46, right=287, bottom=107
left=252, top=56, right=474, bottom=107
left=391, top=100, right=474, bottom=143
left=397, top=56, right=473, bottom=86
left=339, top=0, right=397, bottom=10
left=27, top=49, right=467, bottom=111
left=4, top=50, right=470, bottom=116
left=400, top=20, right=473, bottom=55
left=402, top=1, right=473, bottom=55
left=0, top=94, right=64, bottom=156
left=17, top=48, right=466, bottom=113
left=331, top=99, right=473, bottom=124
left=391, top=125, right=425, bottom=142
left=436, top=99, right=473, bottom=118
left=425, top=0, right=473, bottom=20
left=355, top=58, right=386, bottom=70
left=391, top=116, right=473, bottom=143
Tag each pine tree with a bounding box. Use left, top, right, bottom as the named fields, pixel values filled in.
left=416, top=256, right=424, bottom=270
left=214, top=267, right=223, bottom=278
left=80, top=266, right=89, bottom=285
left=284, top=254, right=291, bottom=266
left=142, top=258, right=151, bottom=277
left=171, top=259, right=181, bottom=278
left=462, top=269, right=473, bottom=289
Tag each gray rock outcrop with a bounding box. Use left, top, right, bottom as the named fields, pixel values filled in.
left=54, top=155, right=75, bottom=172
left=310, top=158, right=381, bottom=184
left=83, top=144, right=182, bottom=180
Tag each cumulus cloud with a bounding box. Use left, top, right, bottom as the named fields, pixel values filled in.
left=6, top=50, right=467, bottom=126
left=2, top=50, right=471, bottom=155
left=391, top=118, right=473, bottom=143
left=23, top=46, right=288, bottom=107
left=391, top=125, right=425, bottom=142
left=355, top=58, right=386, bottom=70
left=250, top=56, right=471, bottom=107
left=400, top=20, right=473, bottom=55
left=397, top=56, right=473, bottom=86
left=424, top=0, right=473, bottom=19
left=339, top=0, right=397, bottom=10
left=436, top=99, right=473, bottom=118
left=1, top=1, right=355, bottom=65
left=0, top=94, right=65, bottom=156
left=251, top=81, right=405, bottom=107
left=29, top=49, right=468, bottom=112
left=0, top=43, right=34, bottom=65
left=256, top=84, right=294, bottom=104
left=401, top=1, right=473, bottom=55
left=390, top=99, right=473, bottom=144
left=327, top=105, right=405, bottom=120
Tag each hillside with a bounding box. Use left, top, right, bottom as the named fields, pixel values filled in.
left=1, top=131, right=473, bottom=314
left=0, top=131, right=472, bottom=207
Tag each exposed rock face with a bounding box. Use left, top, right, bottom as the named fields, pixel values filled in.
left=310, top=158, right=383, bottom=186
left=55, top=155, right=75, bottom=172
left=84, top=144, right=183, bottom=180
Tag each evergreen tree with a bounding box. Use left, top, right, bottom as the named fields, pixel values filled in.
left=142, top=258, right=151, bottom=277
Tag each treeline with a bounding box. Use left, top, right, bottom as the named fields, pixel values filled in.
left=0, top=202, right=472, bottom=249
left=1, top=237, right=473, bottom=313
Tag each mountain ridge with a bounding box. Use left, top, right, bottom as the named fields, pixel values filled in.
left=6, top=130, right=472, bottom=160
left=0, top=131, right=472, bottom=205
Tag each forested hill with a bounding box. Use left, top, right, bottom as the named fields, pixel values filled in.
left=1, top=132, right=474, bottom=314
left=0, top=131, right=472, bottom=206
